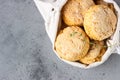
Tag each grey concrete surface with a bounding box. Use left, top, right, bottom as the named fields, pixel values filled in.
left=0, top=0, right=120, bottom=80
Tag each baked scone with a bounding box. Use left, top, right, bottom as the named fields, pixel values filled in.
left=55, top=26, right=90, bottom=61
left=80, top=41, right=105, bottom=64
left=62, top=0, right=95, bottom=26
left=84, top=5, right=117, bottom=41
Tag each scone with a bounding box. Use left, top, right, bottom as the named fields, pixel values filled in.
left=55, top=26, right=90, bottom=61
left=84, top=5, right=117, bottom=41
left=62, top=0, right=95, bottom=26
left=80, top=41, right=105, bottom=64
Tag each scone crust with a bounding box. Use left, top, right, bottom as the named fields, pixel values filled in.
left=80, top=41, right=105, bottom=64
left=84, top=5, right=117, bottom=40
left=62, top=0, right=95, bottom=26
left=55, top=26, right=90, bottom=61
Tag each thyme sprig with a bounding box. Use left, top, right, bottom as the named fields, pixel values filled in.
left=70, top=31, right=78, bottom=37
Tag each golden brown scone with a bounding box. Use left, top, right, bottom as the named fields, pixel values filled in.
left=55, top=26, right=90, bottom=61
left=62, top=0, right=95, bottom=26
left=84, top=5, right=117, bottom=41
left=80, top=41, right=105, bottom=64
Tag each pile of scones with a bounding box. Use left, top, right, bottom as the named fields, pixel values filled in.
left=55, top=0, right=117, bottom=65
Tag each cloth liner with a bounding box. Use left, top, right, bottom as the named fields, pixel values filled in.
left=34, top=0, right=120, bottom=69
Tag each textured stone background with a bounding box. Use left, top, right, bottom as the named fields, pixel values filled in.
left=0, top=0, right=120, bottom=80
